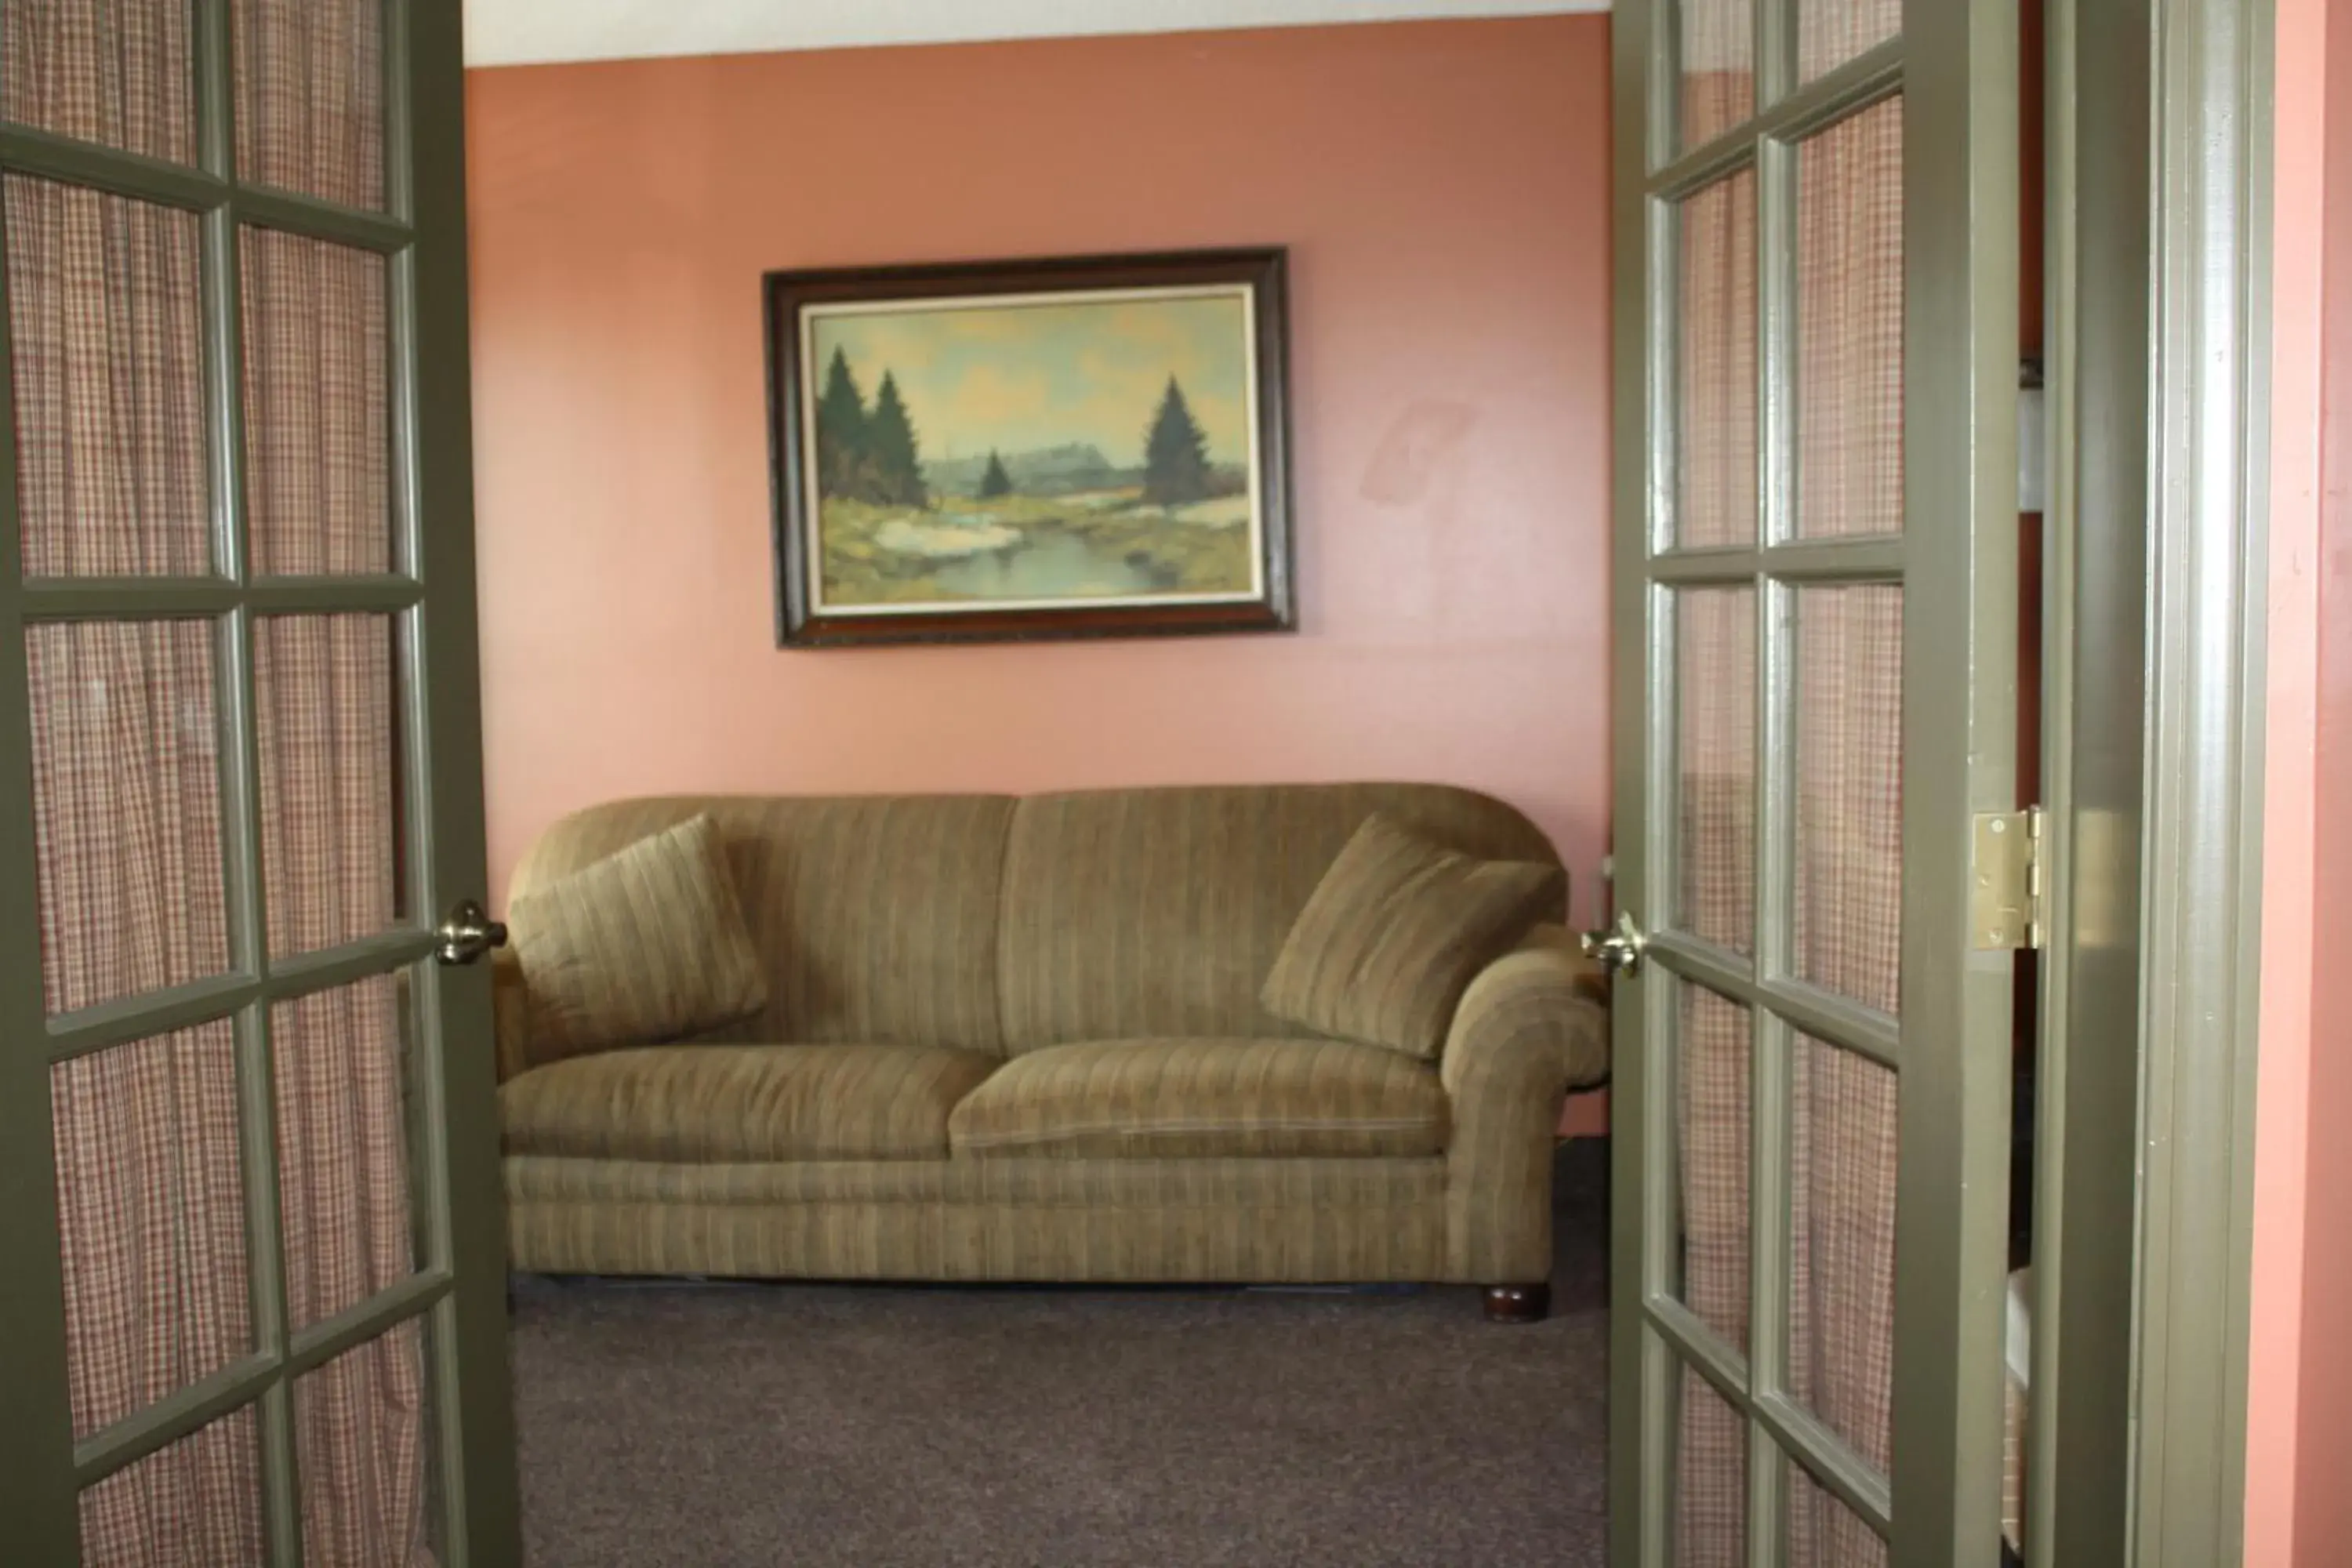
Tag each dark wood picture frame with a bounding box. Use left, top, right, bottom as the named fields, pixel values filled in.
left=763, top=249, right=1296, bottom=648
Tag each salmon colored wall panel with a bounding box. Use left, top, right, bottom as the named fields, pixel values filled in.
left=2292, top=0, right=2352, bottom=1559
left=463, top=18, right=1615, bottom=920
left=2256, top=0, right=2328, bottom=1560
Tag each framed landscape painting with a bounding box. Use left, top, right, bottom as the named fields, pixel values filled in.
left=764, top=249, right=1294, bottom=647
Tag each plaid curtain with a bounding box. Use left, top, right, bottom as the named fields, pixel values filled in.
left=9, top=1, right=426, bottom=1563
left=1672, top=83, right=1906, bottom=1568
left=1784, top=96, right=1904, bottom=1568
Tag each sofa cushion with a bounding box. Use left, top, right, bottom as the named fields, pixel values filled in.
left=996, top=784, right=1564, bottom=1054
left=1261, top=813, right=1565, bottom=1061
left=510, top=795, right=1018, bottom=1054
left=501, top=1044, right=1000, bottom=1163
left=508, top=814, right=768, bottom=1062
left=946, top=1038, right=1448, bottom=1160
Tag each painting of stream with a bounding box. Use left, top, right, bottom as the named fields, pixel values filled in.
left=797, top=285, right=1265, bottom=615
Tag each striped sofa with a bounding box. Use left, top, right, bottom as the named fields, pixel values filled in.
left=491, top=784, right=1610, bottom=1319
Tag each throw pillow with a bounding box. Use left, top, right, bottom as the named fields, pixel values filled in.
left=508, top=814, right=768, bottom=1062
left=1261, top=812, right=1564, bottom=1060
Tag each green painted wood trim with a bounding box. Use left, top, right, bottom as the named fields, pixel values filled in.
left=0, top=127, right=412, bottom=254
left=2030, top=0, right=2140, bottom=1562
left=1646, top=935, right=1903, bottom=1069
left=1885, top=1, right=2021, bottom=1564
left=2125, top=0, right=2273, bottom=1561
left=0, top=132, right=90, bottom=1568
left=1651, top=40, right=1904, bottom=201
left=401, top=0, right=524, bottom=1559
left=20, top=575, right=425, bottom=619
left=1649, top=537, right=1905, bottom=586
left=1608, top=4, right=1665, bottom=1565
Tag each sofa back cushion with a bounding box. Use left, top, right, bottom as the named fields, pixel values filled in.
left=509, top=795, right=1016, bottom=1054
left=996, top=784, right=1563, bottom=1054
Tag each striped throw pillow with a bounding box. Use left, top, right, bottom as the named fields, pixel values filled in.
left=509, top=814, right=768, bottom=1063
left=1261, top=812, right=1563, bottom=1060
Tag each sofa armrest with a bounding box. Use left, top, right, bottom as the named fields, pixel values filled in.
left=1440, top=924, right=1611, bottom=1282
left=491, top=946, right=535, bottom=1084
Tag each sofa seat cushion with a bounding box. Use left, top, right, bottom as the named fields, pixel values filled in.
left=947, top=1038, right=1448, bottom=1160
left=501, top=1044, right=1000, bottom=1163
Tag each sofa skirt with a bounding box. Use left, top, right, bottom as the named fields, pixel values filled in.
left=503, top=1154, right=1462, bottom=1283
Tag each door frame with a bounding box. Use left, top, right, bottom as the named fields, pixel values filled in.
left=1605, top=0, right=2279, bottom=1563
left=2034, top=0, right=2277, bottom=1563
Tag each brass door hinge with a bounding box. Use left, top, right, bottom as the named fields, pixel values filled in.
left=1971, top=808, right=2045, bottom=950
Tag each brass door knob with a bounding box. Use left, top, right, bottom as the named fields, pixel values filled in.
left=435, top=898, right=509, bottom=967
left=1581, top=911, right=1648, bottom=977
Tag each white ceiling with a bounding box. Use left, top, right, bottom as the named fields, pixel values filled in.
left=463, top=0, right=1607, bottom=69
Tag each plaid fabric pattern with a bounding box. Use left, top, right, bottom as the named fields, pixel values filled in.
left=1787, top=1037, right=1896, bottom=1568
left=1678, top=1372, right=1749, bottom=1568
left=1791, top=1460, right=1883, bottom=1567
left=1797, top=0, right=1903, bottom=82
left=1680, top=590, right=1756, bottom=953
left=1795, top=102, right=1905, bottom=543
left=1678, top=0, right=1755, bottom=151
left=1677, top=171, right=1756, bottom=548
left=239, top=229, right=390, bottom=575
left=15, top=2, right=420, bottom=1555
left=292, top=1324, right=433, bottom=1568
left=232, top=0, right=383, bottom=209
left=5, top=176, right=209, bottom=575
left=256, top=615, right=397, bottom=956
left=77, top=1406, right=264, bottom=1566
left=2, top=0, right=194, bottom=164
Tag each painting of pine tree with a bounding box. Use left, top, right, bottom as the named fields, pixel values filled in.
left=769, top=252, right=1293, bottom=646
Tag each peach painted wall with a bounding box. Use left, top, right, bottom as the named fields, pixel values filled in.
left=2255, top=0, right=2330, bottom=1560
left=2289, top=0, right=2352, bottom=1558
left=463, top=19, right=1615, bottom=929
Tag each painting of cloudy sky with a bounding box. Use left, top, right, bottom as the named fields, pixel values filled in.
left=801, top=286, right=1261, bottom=613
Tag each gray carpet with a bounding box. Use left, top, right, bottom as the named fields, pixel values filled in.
left=511, top=1143, right=1610, bottom=1567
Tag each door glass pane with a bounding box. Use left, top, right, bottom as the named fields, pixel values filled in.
left=239, top=230, right=391, bottom=576
left=1, top=0, right=196, bottom=164
left=1786, top=1454, right=1887, bottom=1568
left=1788, top=1034, right=1897, bottom=1474
left=1675, top=172, right=1759, bottom=550
left=256, top=614, right=400, bottom=957
left=1797, top=0, right=1902, bottom=84
left=1676, top=984, right=1752, bottom=1353
left=294, top=1316, right=441, bottom=1565
left=234, top=0, right=386, bottom=210
left=53, top=1023, right=249, bottom=1441
left=5, top=180, right=211, bottom=577
left=1795, top=100, right=1905, bottom=541
left=1676, top=586, right=1755, bottom=953
left=274, top=971, right=421, bottom=1329
left=77, top=1403, right=265, bottom=1566
left=1677, top=0, right=1755, bottom=153
left=1675, top=1363, right=1748, bottom=1568
left=27, top=619, right=229, bottom=1014
left=1793, top=585, right=1902, bottom=1011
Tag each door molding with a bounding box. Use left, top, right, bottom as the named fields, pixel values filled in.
left=2043, top=0, right=2274, bottom=1563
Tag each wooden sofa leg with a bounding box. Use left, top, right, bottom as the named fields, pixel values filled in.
left=1482, top=1283, right=1552, bottom=1324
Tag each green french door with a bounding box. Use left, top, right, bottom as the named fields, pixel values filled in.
left=0, top=1, right=518, bottom=1563
left=1602, top=1, right=2020, bottom=1566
